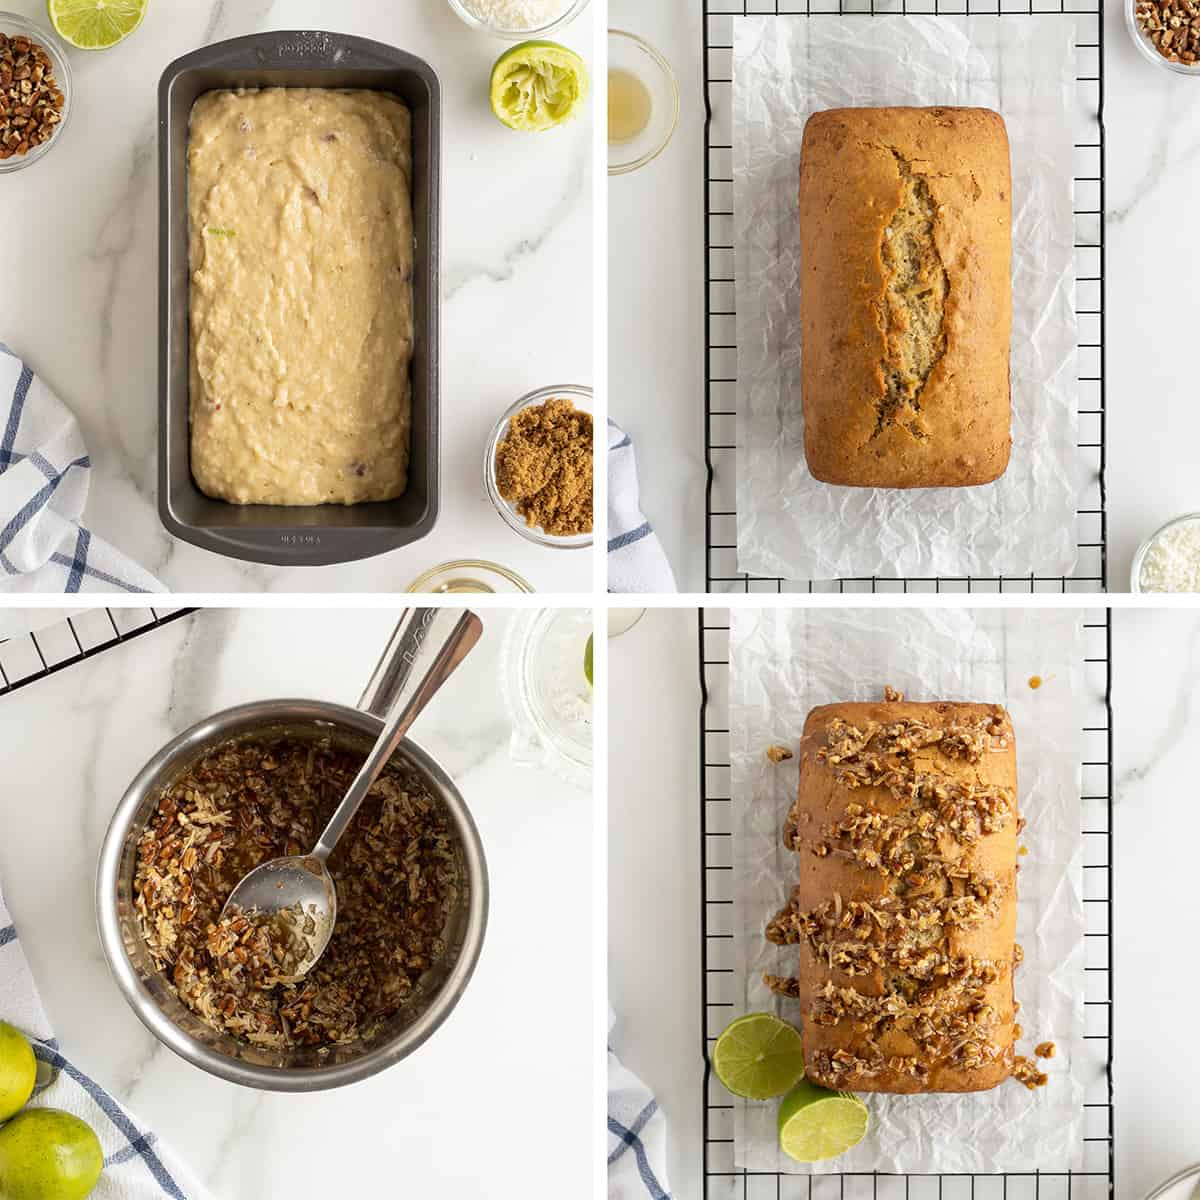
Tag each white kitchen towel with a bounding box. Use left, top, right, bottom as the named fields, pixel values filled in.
left=608, top=1012, right=671, bottom=1200
left=607, top=421, right=677, bottom=594
left=0, top=343, right=165, bottom=595
left=0, top=881, right=213, bottom=1199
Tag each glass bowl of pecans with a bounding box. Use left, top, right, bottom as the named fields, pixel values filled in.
left=1127, top=0, right=1200, bottom=73
left=0, top=12, right=72, bottom=173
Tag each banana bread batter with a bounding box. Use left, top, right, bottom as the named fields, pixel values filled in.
left=188, top=88, right=414, bottom=506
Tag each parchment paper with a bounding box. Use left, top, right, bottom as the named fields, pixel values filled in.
left=733, top=18, right=1083, bottom=580
left=729, top=607, right=1084, bottom=1173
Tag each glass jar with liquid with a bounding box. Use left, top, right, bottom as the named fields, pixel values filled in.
left=407, top=560, right=534, bottom=594
left=608, top=30, right=679, bottom=176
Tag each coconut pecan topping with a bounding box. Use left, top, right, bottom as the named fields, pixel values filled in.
left=765, top=694, right=1039, bottom=1091
left=1013, top=1055, right=1049, bottom=1089
left=763, top=974, right=801, bottom=998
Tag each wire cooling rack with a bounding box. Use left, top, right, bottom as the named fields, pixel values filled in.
left=0, top=609, right=194, bottom=698
left=698, top=608, right=1114, bottom=1198
left=702, top=0, right=1107, bottom=593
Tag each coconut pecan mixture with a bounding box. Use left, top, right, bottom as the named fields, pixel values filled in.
left=133, top=736, right=459, bottom=1051
left=763, top=974, right=801, bottom=998
left=208, top=901, right=321, bottom=986
left=1013, top=1055, right=1049, bottom=1090
left=765, top=691, right=1044, bottom=1089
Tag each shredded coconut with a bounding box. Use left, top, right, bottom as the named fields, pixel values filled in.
left=1138, top=518, right=1200, bottom=592
left=457, top=0, right=571, bottom=30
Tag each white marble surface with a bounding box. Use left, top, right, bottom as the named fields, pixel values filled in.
left=610, top=604, right=1200, bottom=1200
left=0, top=0, right=594, bottom=593
left=609, top=0, right=1200, bottom=593
left=0, top=606, right=593, bottom=1198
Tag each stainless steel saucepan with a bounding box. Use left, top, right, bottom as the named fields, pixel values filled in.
left=95, top=612, right=488, bottom=1093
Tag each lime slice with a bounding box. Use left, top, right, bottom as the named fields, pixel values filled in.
left=777, top=1081, right=869, bottom=1163
left=490, top=41, right=589, bottom=132
left=47, top=0, right=148, bottom=49
left=584, top=634, right=594, bottom=687
left=713, top=1013, right=806, bottom=1100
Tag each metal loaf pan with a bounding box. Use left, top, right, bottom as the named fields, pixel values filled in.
left=158, top=31, right=440, bottom=567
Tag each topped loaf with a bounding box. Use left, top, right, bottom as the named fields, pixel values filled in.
left=767, top=693, right=1021, bottom=1094
left=798, top=107, right=1013, bottom=489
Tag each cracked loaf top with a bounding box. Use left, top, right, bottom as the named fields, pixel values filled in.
left=798, top=107, right=1013, bottom=489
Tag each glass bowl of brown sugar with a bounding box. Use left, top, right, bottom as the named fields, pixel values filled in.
left=484, top=384, right=594, bottom=550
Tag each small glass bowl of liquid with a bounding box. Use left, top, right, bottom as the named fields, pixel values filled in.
left=608, top=30, right=679, bottom=176
left=407, top=560, right=534, bottom=594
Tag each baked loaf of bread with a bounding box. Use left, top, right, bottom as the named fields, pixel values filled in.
left=798, top=107, right=1013, bottom=489
left=767, top=694, right=1019, bottom=1094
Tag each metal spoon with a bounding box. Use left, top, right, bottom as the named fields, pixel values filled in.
left=219, top=608, right=483, bottom=982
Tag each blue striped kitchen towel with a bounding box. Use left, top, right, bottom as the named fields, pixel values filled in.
left=0, top=343, right=165, bottom=594
left=0, top=880, right=212, bottom=1199
left=608, top=421, right=677, bottom=594
left=609, top=1011, right=672, bottom=1200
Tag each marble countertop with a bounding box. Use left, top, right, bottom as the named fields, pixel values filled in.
left=610, top=0, right=1200, bottom=593
left=0, top=606, right=593, bottom=1198
left=0, top=0, right=594, bottom=594
left=610, top=605, right=1198, bottom=1200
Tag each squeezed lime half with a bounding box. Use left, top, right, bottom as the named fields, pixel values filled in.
left=490, top=40, right=589, bottom=132
left=48, top=0, right=148, bottom=48
left=777, top=1081, right=869, bottom=1163
left=712, top=1013, right=806, bottom=1100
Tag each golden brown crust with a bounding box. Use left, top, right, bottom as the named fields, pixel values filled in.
left=799, top=107, right=1013, bottom=489
left=778, top=698, right=1018, bottom=1093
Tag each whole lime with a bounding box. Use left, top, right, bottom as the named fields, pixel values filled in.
left=0, top=1022, right=37, bottom=1121
left=0, top=1109, right=103, bottom=1200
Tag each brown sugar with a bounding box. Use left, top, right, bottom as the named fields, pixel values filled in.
left=495, top=397, right=593, bottom=537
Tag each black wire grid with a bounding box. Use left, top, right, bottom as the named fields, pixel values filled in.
left=698, top=609, right=1115, bottom=1198
left=702, top=0, right=1107, bottom=594
left=0, top=608, right=194, bottom=698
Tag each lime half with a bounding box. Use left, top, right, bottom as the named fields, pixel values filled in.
left=490, top=41, right=589, bottom=132
left=777, top=1081, right=869, bottom=1163
left=713, top=1013, right=806, bottom=1100
left=584, top=634, right=594, bottom=687
left=47, top=0, right=148, bottom=49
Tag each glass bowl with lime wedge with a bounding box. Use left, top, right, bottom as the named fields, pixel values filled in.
left=500, top=607, right=593, bottom=785
left=0, top=12, right=72, bottom=175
